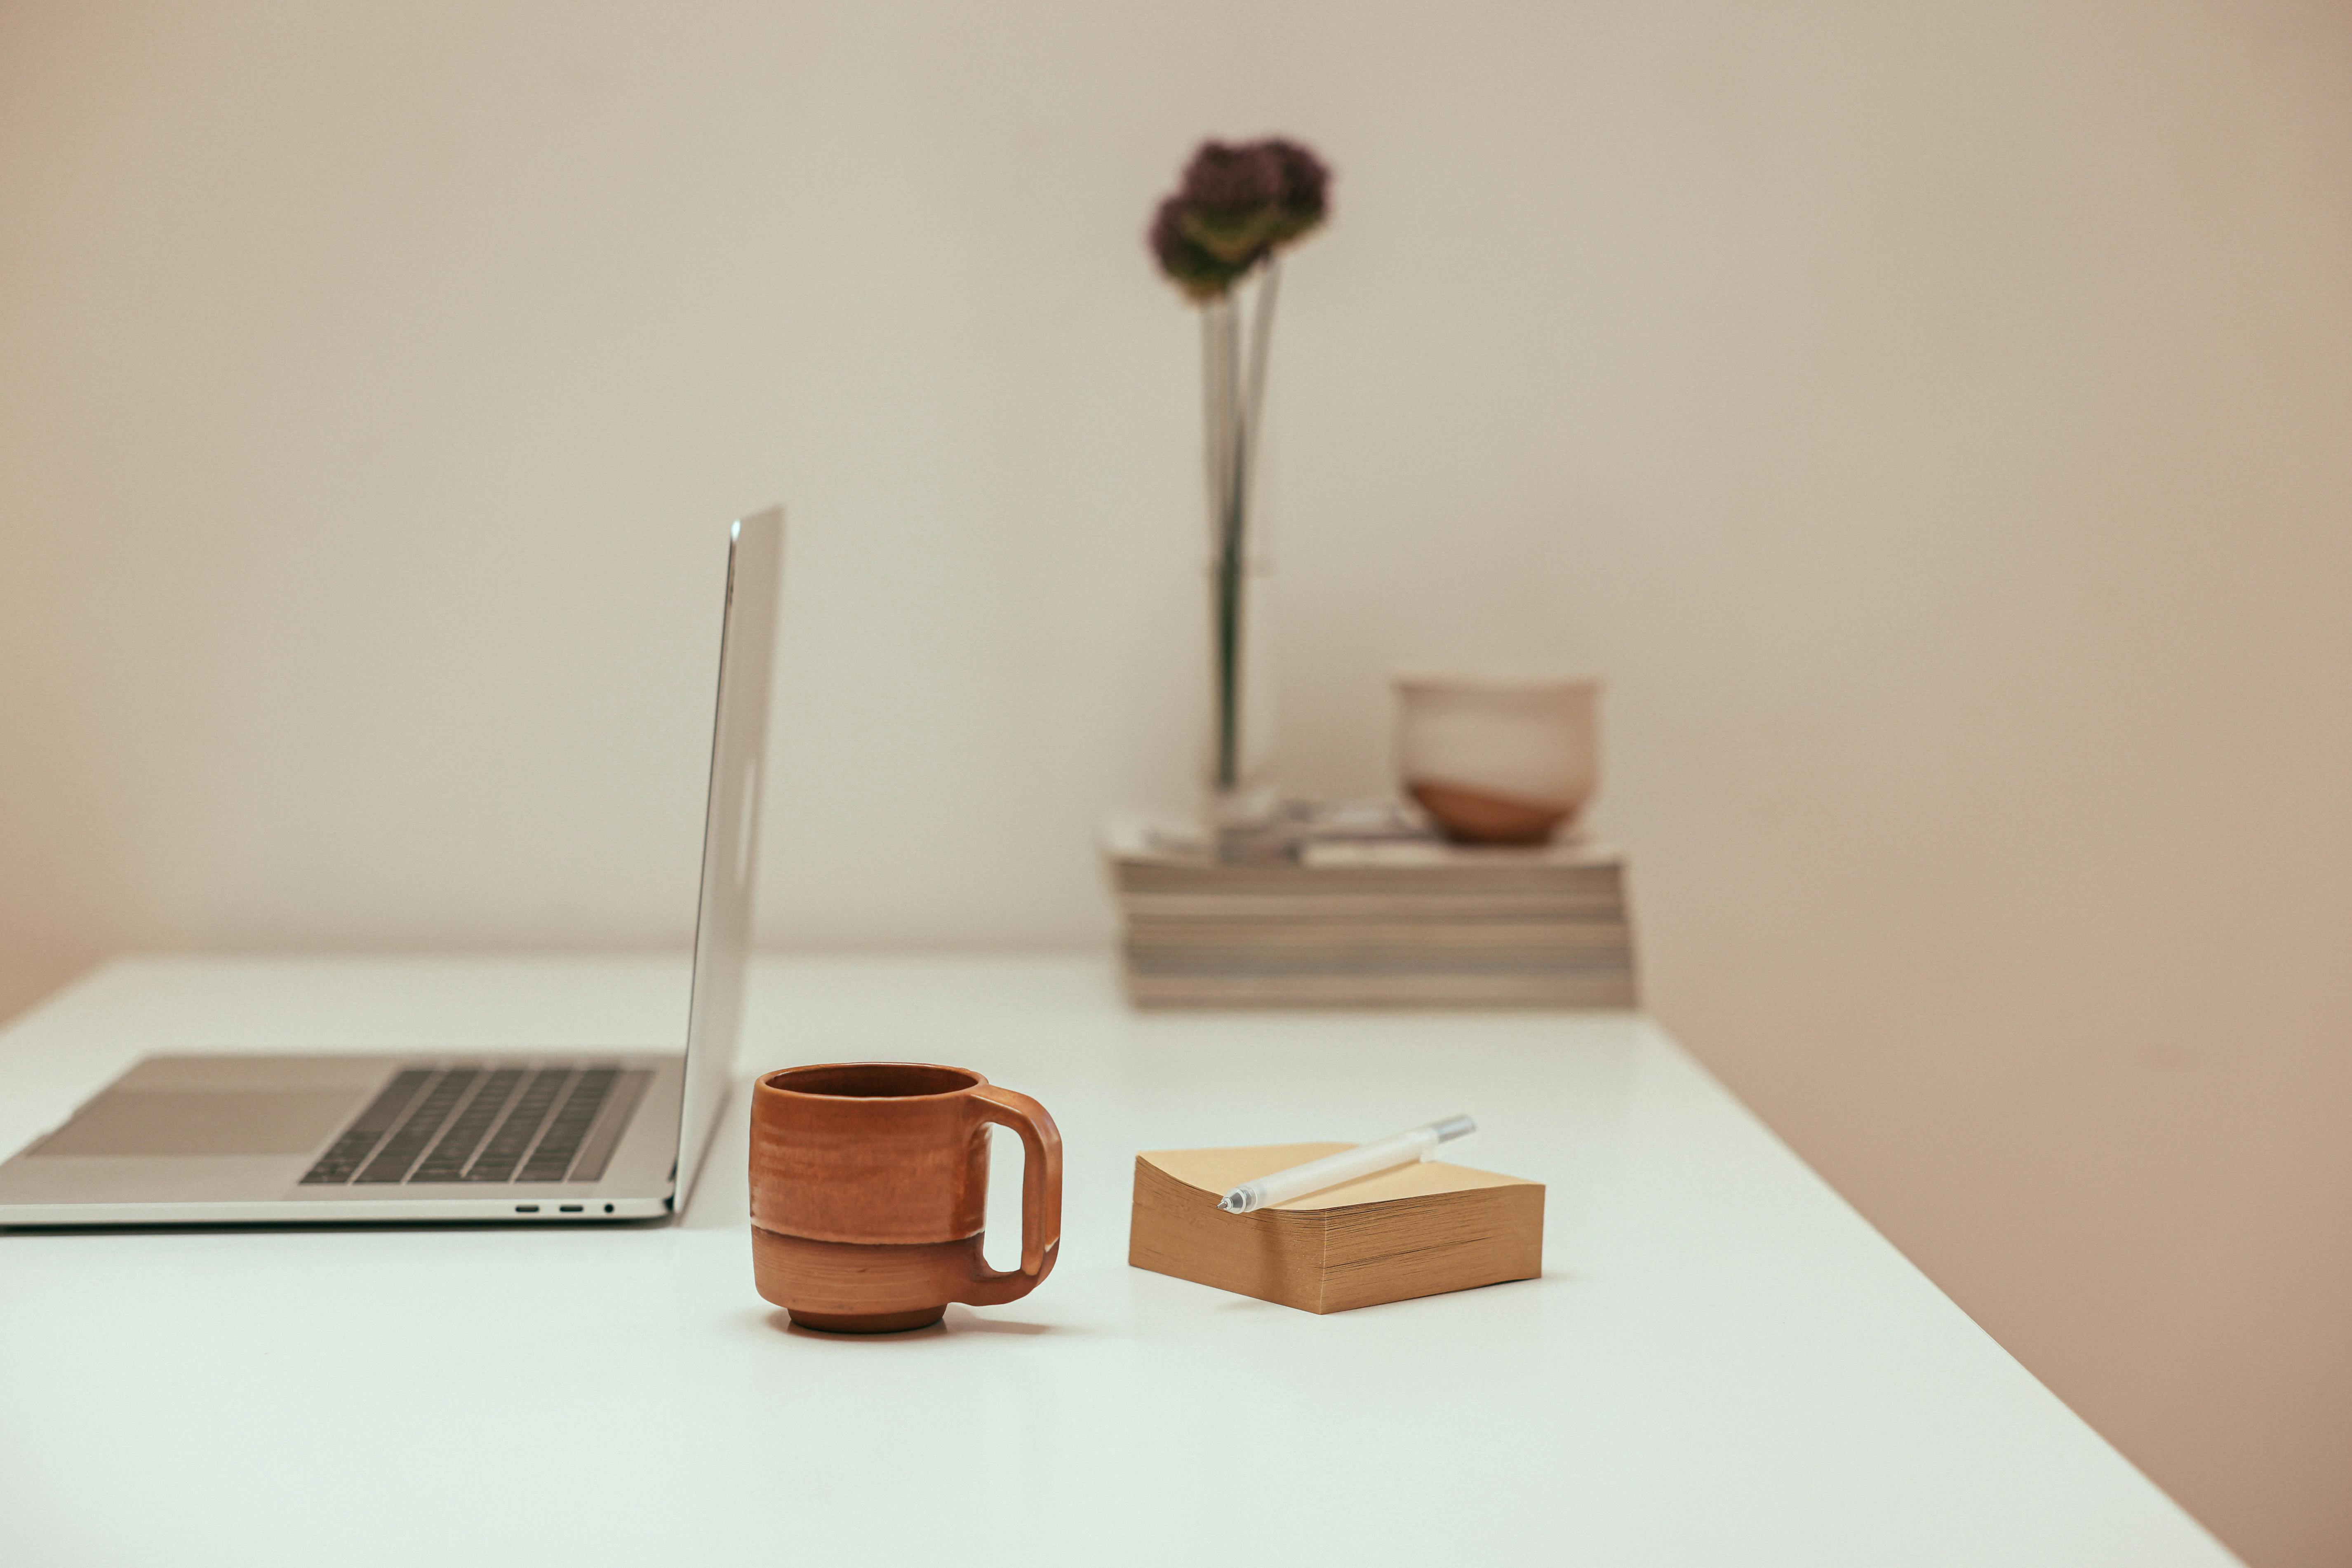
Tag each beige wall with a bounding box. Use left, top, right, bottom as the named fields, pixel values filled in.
left=5, top=2, right=2350, bottom=1561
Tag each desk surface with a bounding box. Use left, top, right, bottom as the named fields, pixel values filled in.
left=0, top=955, right=2234, bottom=1567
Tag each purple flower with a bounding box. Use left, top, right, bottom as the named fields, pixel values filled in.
left=1175, top=140, right=1285, bottom=264
left=1262, top=139, right=1329, bottom=244
left=1147, top=135, right=1331, bottom=300
left=1149, top=194, right=1249, bottom=301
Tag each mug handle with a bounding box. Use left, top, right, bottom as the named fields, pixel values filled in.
left=958, top=1085, right=1063, bottom=1305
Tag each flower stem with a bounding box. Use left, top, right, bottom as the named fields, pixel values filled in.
left=1242, top=254, right=1281, bottom=503
left=1211, top=294, right=1244, bottom=792
left=1203, top=261, right=1284, bottom=803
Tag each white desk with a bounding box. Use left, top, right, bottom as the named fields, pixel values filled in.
left=0, top=955, right=2234, bottom=1566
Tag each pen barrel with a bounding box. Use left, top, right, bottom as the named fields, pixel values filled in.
left=1244, top=1127, right=1438, bottom=1209
left=1218, top=1119, right=1478, bottom=1213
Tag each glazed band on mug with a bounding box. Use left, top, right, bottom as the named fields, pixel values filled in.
left=748, top=1061, right=1063, bottom=1334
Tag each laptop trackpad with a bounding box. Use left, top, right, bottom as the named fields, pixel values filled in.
left=30, top=1089, right=362, bottom=1158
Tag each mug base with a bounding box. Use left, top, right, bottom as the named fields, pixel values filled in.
left=786, top=1306, right=947, bottom=1334
left=755, top=1226, right=1018, bottom=1324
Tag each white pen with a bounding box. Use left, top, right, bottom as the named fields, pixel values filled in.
left=1217, top=1115, right=1477, bottom=1213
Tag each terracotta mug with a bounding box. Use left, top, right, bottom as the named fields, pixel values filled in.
left=749, top=1062, right=1063, bottom=1333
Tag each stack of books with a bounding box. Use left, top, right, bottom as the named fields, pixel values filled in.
left=1103, top=818, right=1637, bottom=1009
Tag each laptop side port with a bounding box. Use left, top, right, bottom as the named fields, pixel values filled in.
left=515, top=1204, right=539, bottom=1213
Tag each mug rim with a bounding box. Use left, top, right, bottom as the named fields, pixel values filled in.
left=755, top=1061, right=987, bottom=1101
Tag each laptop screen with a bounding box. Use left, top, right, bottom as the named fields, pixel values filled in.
left=673, top=508, right=782, bottom=1208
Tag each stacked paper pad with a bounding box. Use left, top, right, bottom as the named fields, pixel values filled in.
left=1129, top=1143, right=1545, bottom=1313
left=1105, top=823, right=1637, bottom=1009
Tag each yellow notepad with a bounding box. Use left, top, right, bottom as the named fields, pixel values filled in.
left=1127, top=1142, right=1544, bottom=1314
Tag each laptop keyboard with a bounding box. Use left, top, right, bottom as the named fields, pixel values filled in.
left=299, top=1064, right=645, bottom=1187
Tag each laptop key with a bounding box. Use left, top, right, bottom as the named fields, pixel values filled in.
left=297, top=1061, right=638, bottom=1189
left=464, top=1068, right=572, bottom=1183
left=516, top=1069, right=617, bottom=1182
left=409, top=1069, right=525, bottom=1182
left=299, top=1069, right=435, bottom=1186
left=354, top=1069, right=478, bottom=1184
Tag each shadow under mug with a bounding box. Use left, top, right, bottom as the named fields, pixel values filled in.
left=749, top=1062, right=1063, bottom=1333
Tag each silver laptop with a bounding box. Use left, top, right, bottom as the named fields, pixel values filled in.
left=0, top=509, right=784, bottom=1227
